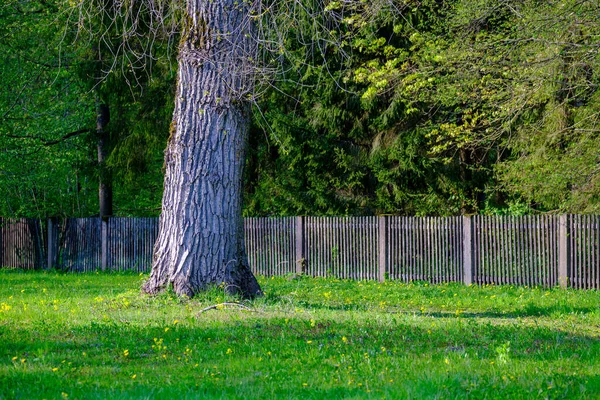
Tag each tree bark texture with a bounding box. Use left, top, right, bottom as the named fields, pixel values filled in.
left=143, top=0, right=262, bottom=298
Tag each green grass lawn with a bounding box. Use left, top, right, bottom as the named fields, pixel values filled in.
left=1, top=270, right=599, bottom=399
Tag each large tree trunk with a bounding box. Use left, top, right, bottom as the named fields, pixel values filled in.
left=143, top=0, right=262, bottom=298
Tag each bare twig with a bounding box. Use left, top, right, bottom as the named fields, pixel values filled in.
left=5, top=128, right=92, bottom=146
left=196, top=302, right=262, bottom=316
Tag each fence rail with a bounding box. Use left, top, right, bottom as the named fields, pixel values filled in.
left=1, top=215, right=598, bottom=289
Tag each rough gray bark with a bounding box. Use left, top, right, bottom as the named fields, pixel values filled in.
left=143, top=0, right=262, bottom=298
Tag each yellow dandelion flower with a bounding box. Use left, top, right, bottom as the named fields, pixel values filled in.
left=226, top=348, right=233, bottom=355
left=306, top=340, right=312, bottom=344
left=164, top=327, right=170, bottom=332
left=52, top=367, right=59, bottom=372
left=131, top=374, right=137, bottom=379
left=342, top=336, right=348, bottom=343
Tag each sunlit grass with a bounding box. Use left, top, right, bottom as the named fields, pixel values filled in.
left=1, top=270, right=599, bottom=399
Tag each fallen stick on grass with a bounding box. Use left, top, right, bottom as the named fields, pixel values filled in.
left=196, top=302, right=261, bottom=315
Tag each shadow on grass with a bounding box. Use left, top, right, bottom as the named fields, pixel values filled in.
left=3, top=310, right=600, bottom=363
left=419, top=304, right=598, bottom=319
left=272, top=298, right=599, bottom=319
left=2, top=312, right=600, bottom=399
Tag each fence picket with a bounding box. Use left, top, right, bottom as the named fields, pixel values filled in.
left=1, top=215, right=599, bottom=290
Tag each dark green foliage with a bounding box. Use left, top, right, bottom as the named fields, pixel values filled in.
left=245, top=0, right=600, bottom=216
left=96, top=65, right=175, bottom=216
left=245, top=1, right=489, bottom=216
left=0, top=0, right=175, bottom=217
left=0, top=0, right=97, bottom=217
left=3, top=0, right=600, bottom=217
left=245, top=68, right=373, bottom=216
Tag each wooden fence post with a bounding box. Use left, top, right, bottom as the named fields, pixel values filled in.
left=378, top=216, right=387, bottom=282
left=101, top=217, right=108, bottom=271
left=462, top=216, right=474, bottom=286
left=558, top=214, right=569, bottom=289
left=295, top=216, right=305, bottom=274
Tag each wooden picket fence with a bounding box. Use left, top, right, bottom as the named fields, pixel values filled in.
left=0, top=219, right=45, bottom=269
left=45, top=218, right=159, bottom=272
left=1, top=215, right=598, bottom=289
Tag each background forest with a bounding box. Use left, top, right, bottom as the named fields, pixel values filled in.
left=2, top=0, right=599, bottom=218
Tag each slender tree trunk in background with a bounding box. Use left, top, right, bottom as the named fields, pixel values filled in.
left=143, top=0, right=262, bottom=298
left=459, top=148, right=472, bottom=215
left=96, top=103, right=113, bottom=218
